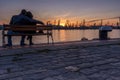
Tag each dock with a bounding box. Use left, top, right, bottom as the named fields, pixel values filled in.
left=0, top=39, right=120, bottom=80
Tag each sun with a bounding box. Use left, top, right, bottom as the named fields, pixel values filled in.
left=60, top=23, right=65, bottom=26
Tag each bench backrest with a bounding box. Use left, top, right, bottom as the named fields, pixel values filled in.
left=3, top=25, right=53, bottom=31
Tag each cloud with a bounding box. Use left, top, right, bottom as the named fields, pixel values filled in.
left=54, top=12, right=71, bottom=19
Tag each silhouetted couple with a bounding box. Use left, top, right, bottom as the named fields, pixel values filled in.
left=7, top=9, right=44, bottom=47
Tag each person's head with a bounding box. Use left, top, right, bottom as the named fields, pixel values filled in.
left=20, top=9, right=27, bottom=15
left=26, top=11, right=33, bottom=18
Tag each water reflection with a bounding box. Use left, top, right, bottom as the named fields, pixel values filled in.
left=0, top=29, right=120, bottom=46
left=59, top=30, right=66, bottom=42
left=108, top=30, right=120, bottom=39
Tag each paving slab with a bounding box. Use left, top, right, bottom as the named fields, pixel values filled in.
left=0, top=40, right=120, bottom=80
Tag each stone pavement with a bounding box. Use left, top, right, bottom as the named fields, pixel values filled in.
left=0, top=40, right=120, bottom=80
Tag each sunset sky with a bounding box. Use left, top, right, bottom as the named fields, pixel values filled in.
left=0, top=0, right=120, bottom=25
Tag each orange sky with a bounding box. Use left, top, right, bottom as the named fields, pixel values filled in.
left=0, top=0, right=120, bottom=26
left=0, top=15, right=119, bottom=26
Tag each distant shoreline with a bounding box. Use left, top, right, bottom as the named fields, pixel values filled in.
left=1, top=25, right=120, bottom=30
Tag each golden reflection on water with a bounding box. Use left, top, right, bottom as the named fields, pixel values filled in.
left=0, top=30, right=120, bottom=46
left=59, top=30, right=66, bottom=41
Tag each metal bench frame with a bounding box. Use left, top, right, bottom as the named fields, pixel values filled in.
left=2, top=25, right=54, bottom=47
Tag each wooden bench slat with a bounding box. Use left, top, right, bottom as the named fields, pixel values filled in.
left=3, top=25, right=53, bottom=31
left=4, top=33, right=52, bottom=36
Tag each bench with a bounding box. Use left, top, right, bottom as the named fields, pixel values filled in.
left=2, top=24, right=54, bottom=47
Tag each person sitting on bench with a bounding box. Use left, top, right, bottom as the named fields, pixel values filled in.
left=25, top=11, right=44, bottom=45
left=7, top=9, right=44, bottom=47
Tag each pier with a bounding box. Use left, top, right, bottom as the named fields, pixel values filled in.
left=0, top=39, right=120, bottom=80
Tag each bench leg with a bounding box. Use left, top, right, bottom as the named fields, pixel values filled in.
left=2, top=30, right=6, bottom=47
left=51, top=35, right=54, bottom=44
left=47, top=35, right=54, bottom=44
left=2, top=35, right=6, bottom=47
left=47, top=35, right=49, bottom=44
